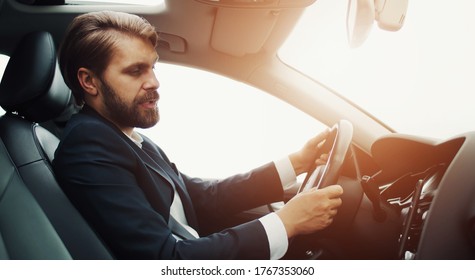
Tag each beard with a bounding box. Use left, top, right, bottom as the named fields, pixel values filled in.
left=99, top=79, right=159, bottom=129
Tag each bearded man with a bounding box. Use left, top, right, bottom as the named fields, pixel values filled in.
left=53, top=10, right=343, bottom=260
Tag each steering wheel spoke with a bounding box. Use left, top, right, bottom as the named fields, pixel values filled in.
left=299, top=120, right=353, bottom=192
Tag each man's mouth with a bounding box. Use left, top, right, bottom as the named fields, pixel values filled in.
left=139, top=92, right=159, bottom=109
left=141, top=99, right=158, bottom=109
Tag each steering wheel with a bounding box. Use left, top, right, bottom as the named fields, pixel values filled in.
left=298, top=120, right=353, bottom=193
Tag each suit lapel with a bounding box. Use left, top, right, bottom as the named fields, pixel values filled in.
left=136, top=146, right=176, bottom=190
left=120, top=132, right=200, bottom=230
left=141, top=140, right=199, bottom=230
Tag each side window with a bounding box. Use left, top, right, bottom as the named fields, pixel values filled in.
left=137, top=63, right=327, bottom=178
left=0, top=54, right=9, bottom=116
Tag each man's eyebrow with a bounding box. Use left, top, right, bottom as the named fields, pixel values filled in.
left=122, top=56, right=159, bottom=72
left=122, top=62, right=147, bottom=71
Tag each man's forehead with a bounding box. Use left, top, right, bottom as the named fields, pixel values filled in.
left=109, top=35, right=158, bottom=67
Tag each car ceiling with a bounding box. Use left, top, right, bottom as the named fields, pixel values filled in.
left=0, top=0, right=310, bottom=75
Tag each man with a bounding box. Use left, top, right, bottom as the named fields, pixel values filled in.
left=54, top=11, right=343, bottom=259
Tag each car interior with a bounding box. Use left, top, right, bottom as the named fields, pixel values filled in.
left=0, top=30, right=112, bottom=259
left=0, top=0, right=474, bottom=260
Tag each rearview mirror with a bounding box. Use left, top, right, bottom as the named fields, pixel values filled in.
left=347, top=0, right=408, bottom=48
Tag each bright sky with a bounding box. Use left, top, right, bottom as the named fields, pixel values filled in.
left=280, top=0, right=475, bottom=140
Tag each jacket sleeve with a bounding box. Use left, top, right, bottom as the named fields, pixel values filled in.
left=182, top=165, right=284, bottom=221
left=53, top=119, right=278, bottom=259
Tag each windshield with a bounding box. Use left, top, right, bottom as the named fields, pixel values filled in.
left=280, top=0, right=475, bottom=140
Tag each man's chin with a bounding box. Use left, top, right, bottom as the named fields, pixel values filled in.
left=136, top=111, right=159, bottom=129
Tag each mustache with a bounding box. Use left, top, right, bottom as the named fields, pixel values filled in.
left=136, top=91, right=159, bottom=103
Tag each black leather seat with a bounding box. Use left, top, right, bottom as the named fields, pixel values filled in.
left=0, top=31, right=112, bottom=259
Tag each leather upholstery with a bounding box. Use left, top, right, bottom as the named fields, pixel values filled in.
left=0, top=31, right=112, bottom=259
left=0, top=31, right=70, bottom=122
left=0, top=139, right=72, bottom=259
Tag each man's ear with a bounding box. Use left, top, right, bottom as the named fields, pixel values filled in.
left=77, top=67, right=99, bottom=96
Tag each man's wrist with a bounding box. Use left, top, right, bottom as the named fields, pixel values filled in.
left=289, top=152, right=305, bottom=175
left=275, top=209, right=296, bottom=238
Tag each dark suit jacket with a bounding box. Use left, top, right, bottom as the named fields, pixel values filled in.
left=53, top=106, right=284, bottom=259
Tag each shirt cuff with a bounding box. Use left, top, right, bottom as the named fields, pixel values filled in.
left=274, top=157, right=297, bottom=190
left=259, top=212, right=288, bottom=260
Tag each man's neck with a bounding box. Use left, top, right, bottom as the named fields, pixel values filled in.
left=84, top=103, right=134, bottom=137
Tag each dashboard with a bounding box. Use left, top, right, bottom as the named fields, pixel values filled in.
left=235, top=131, right=474, bottom=260
left=369, top=132, right=475, bottom=259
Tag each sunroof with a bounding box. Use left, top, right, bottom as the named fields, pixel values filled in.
left=66, top=0, right=163, bottom=5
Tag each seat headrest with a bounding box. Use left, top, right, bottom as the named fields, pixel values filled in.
left=0, top=31, right=71, bottom=123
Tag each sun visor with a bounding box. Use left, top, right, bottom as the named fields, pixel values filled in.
left=211, top=8, right=278, bottom=57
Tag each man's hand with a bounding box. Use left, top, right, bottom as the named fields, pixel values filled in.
left=289, top=129, right=330, bottom=176
left=276, top=184, right=343, bottom=238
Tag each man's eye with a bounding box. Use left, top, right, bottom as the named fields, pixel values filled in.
left=127, top=68, right=143, bottom=77
left=128, top=68, right=142, bottom=76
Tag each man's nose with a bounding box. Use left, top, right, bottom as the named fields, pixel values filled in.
left=144, top=70, right=160, bottom=90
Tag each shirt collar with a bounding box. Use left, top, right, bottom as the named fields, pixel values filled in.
left=126, top=130, right=144, bottom=148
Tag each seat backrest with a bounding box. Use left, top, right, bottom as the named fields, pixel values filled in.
left=0, top=31, right=112, bottom=259
left=0, top=137, right=72, bottom=259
